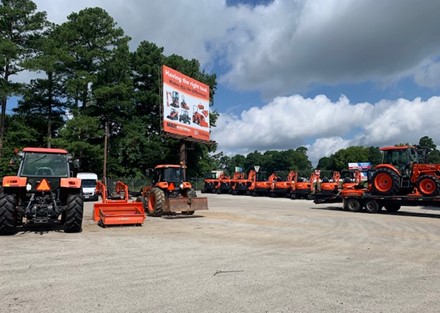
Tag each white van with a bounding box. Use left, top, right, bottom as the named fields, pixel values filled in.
left=76, top=172, right=98, bottom=201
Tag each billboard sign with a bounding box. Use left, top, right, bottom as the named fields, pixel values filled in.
left=162, top=65, right=210, bottom=142
left=348, top=162, right=372, bottom=170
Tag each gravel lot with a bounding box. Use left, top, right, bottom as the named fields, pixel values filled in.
left=1, top=193, right=440, bottom=313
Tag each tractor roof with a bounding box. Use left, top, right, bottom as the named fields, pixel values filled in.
left=154, top=164, right=186, bottom=169
left=23, top=147, right=68, bottom=154
left=380, top=145, right=412, bottom=151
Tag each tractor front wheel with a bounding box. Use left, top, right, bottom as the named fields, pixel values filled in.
left=416, top=175, right=440, bottom=196
left=64, top=194, right=83, bottom=233
left=371, top=168, right=400, bottom=195
left=147, top=187, right=165, bottom=217
left=0, top=193, right=17, bottom=235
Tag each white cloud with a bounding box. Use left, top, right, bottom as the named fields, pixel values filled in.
left=33, top=0, right=440, bottom=97
left=212, top=95, right=440, bottom=165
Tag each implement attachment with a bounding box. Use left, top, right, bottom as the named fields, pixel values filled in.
left=164, top=197, right=209, bottom=213
left=93, top=181, right=145, bottom=226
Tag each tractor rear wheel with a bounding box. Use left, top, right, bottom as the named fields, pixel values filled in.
left=147, top=187, right=165, bottom=217
left=416, top=175, right=440, bottom=196
left=0, top=193, right=17, bottom=235
left=371, top=168, right=400, bottom=195
left=64, top=194, right=83, bottom=233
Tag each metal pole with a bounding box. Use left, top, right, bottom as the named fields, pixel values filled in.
left=103, top=121, right=108, bottom=185
left=180, top=140, right=187, bottom=181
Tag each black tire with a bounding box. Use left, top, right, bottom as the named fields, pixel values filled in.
left=416, top=175, right=440, bottom=196
left=136, top=196, right=147, bottom=214
left=371, top=168, right=400, bottom=195
left=344, top=198, right=361, bottom=212
left=364, top=199, right=380, bottom=213
left=384, top=204, right=401, bottom=213
left=64, top=194, right=83, bottom=233
left=147, top=187, right=165, bottom=217
left=0, top=193, right=17, bottom=235
left=290, top=193, right=296, bottom=199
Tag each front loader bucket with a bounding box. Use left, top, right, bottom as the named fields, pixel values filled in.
left=163, top=196, right=209, bottom=213
left=93, top=202, right=145, bottom=226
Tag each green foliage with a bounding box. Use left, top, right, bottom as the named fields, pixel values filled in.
left=0, top=0, right=47, bottom=155
left=50, top=115, right=103, bottom=173
left=317, top=146, right=381, bottom=172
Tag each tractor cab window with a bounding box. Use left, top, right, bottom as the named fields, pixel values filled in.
left=20, top=153, right=69, bottom=177
left=408, top=148, right=419, bottom=163
left=155, top=167, right=182, bottom=183
left=162, top=168, right=182, bottom=183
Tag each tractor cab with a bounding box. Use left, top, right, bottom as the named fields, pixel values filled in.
left=150, top=164, right=188, bottom=197
left=380, top=146, right=419, bottom=176
left=152, top=165, right=183, bottom=184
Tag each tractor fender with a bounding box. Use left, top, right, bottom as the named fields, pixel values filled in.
left=374, top=164, right=400, bottom=175
left=60, top=178, right=81, bottom=188
left=2, top=176, right=27, bottom=188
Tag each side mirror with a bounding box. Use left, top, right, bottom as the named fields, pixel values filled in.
left=73, top=159, right=80, bottom=169
left=145, top=168, right=153, bottom=177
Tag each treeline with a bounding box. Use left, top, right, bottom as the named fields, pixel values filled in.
left=210, top=136, right=440, bottom=179
left=0, top=0, right=218, bottom=178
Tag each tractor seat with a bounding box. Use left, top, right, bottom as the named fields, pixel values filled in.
left=36, top=167, right=54, bottom=176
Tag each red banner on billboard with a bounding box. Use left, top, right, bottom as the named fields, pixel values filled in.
left=162, top=65, right=210, bottom=142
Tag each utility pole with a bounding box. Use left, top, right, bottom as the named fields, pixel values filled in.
left=103, top=121, right=109, bottom=185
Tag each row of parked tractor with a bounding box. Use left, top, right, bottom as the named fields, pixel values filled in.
left=204, top=145, right=440, bottom=215
left=202, top=168, right=362, bottom=200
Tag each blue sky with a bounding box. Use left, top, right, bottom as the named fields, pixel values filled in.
left=16, top=0, right=440, bottom=164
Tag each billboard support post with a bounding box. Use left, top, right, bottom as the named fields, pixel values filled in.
left=180, top=140, right=187, bottom=181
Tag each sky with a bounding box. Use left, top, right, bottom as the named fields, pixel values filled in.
left=23, top=0, right=440, bottom=165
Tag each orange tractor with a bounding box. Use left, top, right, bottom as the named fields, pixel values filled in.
left=270, top=170, right=297, bottom=197
left=371, top=145, right=440, bottom=196
left=249, top=172, right=278, bottom=196
left=0, top=147, right=83, bottom=234
left=201, top=172, right=218, bottom=193
left=231, top=170, right=255, bottom=195
left=318, top=171, right=341, bottom=195
left=292, top=171, right=320, bottom=199
left=137, top=164, right=208, bottom=216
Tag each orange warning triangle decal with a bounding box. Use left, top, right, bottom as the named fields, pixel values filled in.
left=36, top=179, right=51, bottom=191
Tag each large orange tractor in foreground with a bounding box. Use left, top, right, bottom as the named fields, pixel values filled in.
left=0, top=147, right=83, bottom=235
left=371, top=145, right=440, bottom=196
left=137, top=164, right=208, bottom=216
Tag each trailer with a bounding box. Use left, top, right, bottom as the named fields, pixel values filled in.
left=314, top=187, right=440, bottom=213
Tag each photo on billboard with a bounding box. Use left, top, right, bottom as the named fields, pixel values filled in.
left=162, top=65, right=210, bottom=142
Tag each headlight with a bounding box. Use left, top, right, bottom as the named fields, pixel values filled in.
left=26, top=183, right=32, bottom=191
left=180, top=183, right=184, bottom=189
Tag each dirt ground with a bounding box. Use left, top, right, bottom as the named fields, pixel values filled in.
left=1, top=193, right=440, bottom=313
